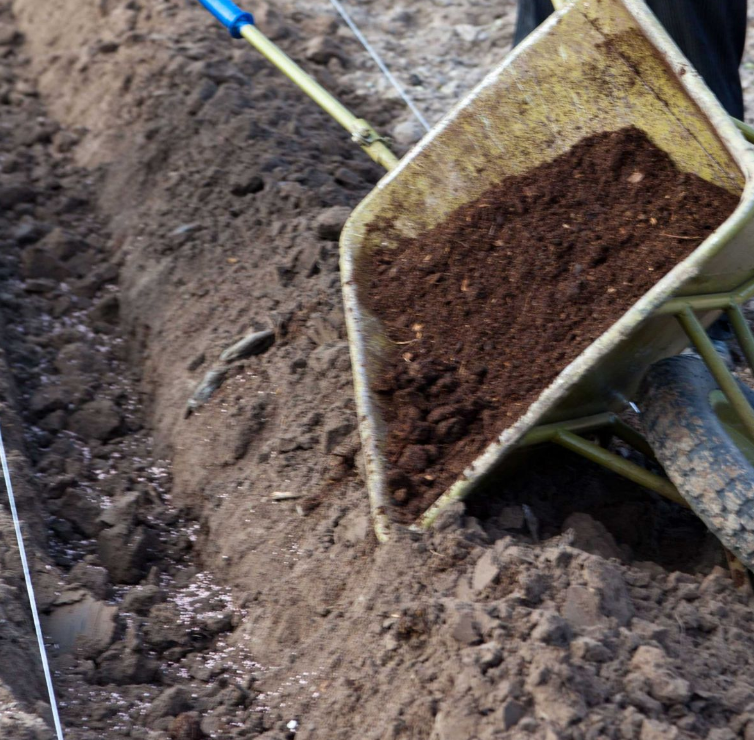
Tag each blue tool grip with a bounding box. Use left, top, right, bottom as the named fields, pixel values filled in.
left=197, top=0, right=254, bottom=38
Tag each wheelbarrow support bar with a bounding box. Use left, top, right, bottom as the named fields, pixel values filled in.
left=196, top=0, right=399, bottom=171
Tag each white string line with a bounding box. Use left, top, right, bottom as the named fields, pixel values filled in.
left=328, top=0, right=432, bottom=132
left=0, top=420, right=64, bottom=740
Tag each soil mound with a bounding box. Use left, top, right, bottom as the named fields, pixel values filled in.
left=365, top=127, right=740, bottom=521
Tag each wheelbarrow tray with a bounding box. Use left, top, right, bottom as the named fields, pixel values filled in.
left=339, top=0, right=754, bottom=540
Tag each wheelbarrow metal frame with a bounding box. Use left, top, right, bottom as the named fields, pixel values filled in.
left=340, top=0, right=754, bottom=541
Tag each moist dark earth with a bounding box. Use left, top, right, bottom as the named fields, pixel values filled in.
left=0, top=1, right=754, bottom=740
left=365, top=127, right=740, bottom=522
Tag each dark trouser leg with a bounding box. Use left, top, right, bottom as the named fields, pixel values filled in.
left=514, top=0, right=746, bottom=340
left=513, top=0, right=554, bottom=45
left=513, top=0, right=747, bottom=118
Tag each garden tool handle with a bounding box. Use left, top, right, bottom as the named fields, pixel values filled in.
left=195, top=0, right=398, bottom=171
left=197, top=0, right=253, bottom=38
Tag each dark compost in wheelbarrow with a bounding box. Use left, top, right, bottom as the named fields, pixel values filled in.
left=363, top=127, right=740, bottom=523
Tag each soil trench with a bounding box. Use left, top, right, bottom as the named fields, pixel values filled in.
left=1, top=1, right=754, bottom=739
left=365, top=127, right=739, bottom=521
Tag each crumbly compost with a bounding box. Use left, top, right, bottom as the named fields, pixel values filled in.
left=365, top=127, right=740, bottom=522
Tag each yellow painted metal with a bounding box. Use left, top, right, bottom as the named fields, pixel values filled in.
left=340, top=0, right=754, bottom=540
left=239, top=25, right=398, bottom=171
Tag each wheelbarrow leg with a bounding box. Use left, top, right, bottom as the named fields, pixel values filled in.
left=726, top=304, right=754, bottom=375
left=675, top=306, right=754, bottom=441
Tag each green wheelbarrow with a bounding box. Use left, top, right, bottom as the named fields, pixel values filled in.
left=198, top=0, right=754, bottom=571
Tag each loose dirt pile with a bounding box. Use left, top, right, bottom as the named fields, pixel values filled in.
left=365, top=127, right=740, bottom=520
left=1, top=0, right=754, bottom=739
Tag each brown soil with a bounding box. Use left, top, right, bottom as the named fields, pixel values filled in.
left=365, top=127, right=740, bottom=522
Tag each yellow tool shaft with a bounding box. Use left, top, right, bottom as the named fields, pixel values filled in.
left=239, top=24, right=399, bottom=171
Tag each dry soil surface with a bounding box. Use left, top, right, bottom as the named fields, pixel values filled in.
left=1, top=1, right=754, bottom=740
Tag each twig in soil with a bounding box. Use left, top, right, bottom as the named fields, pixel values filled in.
left=220, top=329, right=275, bottom=362
left=271, top=491, right=304, bottom=501
left=186, top=367, right=228, bottom=416
left=659, top=234, right=702, bottom=240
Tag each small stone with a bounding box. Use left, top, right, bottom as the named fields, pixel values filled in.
left=99, top=491, right=141, bottom=528
left=500, top=699, right=527, bottom=730
left=37, top=227, right=85, bottom=261
left=44, top=593, right=118, bottom=659
left=68, top=399, right=122, bottom=442
left=314, top=206, right=351, bottom=241
left=0, top=22, right=21, bottom=46
left=641, top=718, right=679, bottom=740
left=334, top=167, right=362, bottom=189
left=321, top=417, right=355, bottom=454
left=630, top=646, right=691, bottom=704
left=707, top=730, right=737, bottom=740
left=57, top=488, right=102, bottom=538
left=39, top=410, right=66, bottom=433
left=30, top=385, right=68, bottom=417
left=518, top=718, right=539, bottom=732
left=531, top=612, right=572, bottom=646
left=21, top=245, right=72, bottom=280
left=562, top=513, right=624, bottom=560
left=433, top=706, right=478, bottom=740
left=476, top=642, right=503, bottom=671
left=304, top=35, right=347, bottom=66
left=96, top=645, right=158, bottom=685
left=121, top=585, right=163, bottom=615
left=583, top=559, right=633, bottom=626
left=392, top=119, right=425, bottom=147
left=472, top=549, right=500, bottom=592
left=148, top=686, right=193, bottom=722
left=70, top=262, right=118, bottom=298
left=333, top=510, right=369, bottom=547
left=14, top=219, right=49, bottom=246
left=90, top=294, right=120, bottom=325
left=562, top=585, right=604, bottom=628
left=397, top=445, right=430, bottom=473
left=455, top=23, right=482, bottom=42
left=432, top=501, right=465, bottom=532
left=98, top=524, right=154, bottom=584
left=68, top=563, right=111, bottom=600
left=23, top=278, right=58, bottom=293
left=450, top=609, right=481, bottom=645
left=187, top=352, right=206, bottom=371
left=170, top=712, right=207, bottom=739
left=571, top=637, right=612, bottom=663
left=630, top=617, right=670, bottom=648
left=230, top=173, right=264, bottom=197
left=144, top=603, right=192, bottom=651
left=55, top=342, right=105, bottom=377
left=0, top=179, right=34, bottom=208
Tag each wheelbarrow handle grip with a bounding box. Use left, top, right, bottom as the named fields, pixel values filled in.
left=197, top=0, right=254, bottom=38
